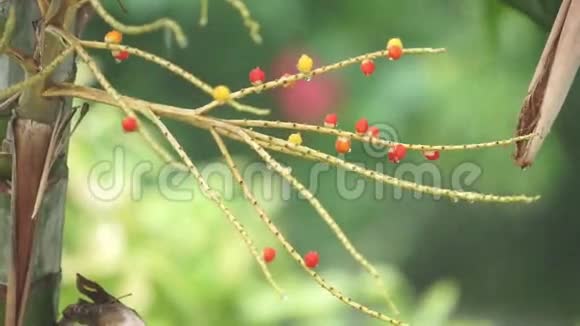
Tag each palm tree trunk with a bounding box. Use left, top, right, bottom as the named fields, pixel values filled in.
left=1, top=1, right=78, bottom=324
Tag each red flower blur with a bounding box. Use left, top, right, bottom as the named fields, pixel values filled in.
left=270, top=49, right=346, bottom=123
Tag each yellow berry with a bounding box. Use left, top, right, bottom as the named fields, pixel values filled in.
left=212, top=85, right=231, bottom=103
left=288, top=133, right=303, bottom=145
left=105, top=30, right=123, bottom=44
left=387, top=38, right=403, bottom=50
left=296, top=54, right=314, bottom=73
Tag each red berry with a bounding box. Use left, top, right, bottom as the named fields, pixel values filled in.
left=121, top=116, right=138, bottom=132
left=324, top=113, right=338, bottom=128
left=335, top=136, right=351, bottom=154
left=388, top=46, right=403, bottom=60
left=360, top=59, right=375, bottom=76
left=304, top=251, right=319, bottom=269
left=424, top=150, right=440, bottom=161
left=388, top=144, right=407, bottom=163
left=355, top=118, right=369, bottom=135
left=367, top=126, right=380, bottom=138
left=249, top=67, right=266, bottom=85
left=263, top=247, right=276, bottom=263
left=387, top=38, right=404, bottom=61
left=113, top=50, right=130, bottom=63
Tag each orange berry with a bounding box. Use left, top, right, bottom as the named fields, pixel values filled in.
left=335, top=136, right=351, bottom=154
left=104, top=30, right=123, bottom=44
left=388, top=46, right=403, bottom=60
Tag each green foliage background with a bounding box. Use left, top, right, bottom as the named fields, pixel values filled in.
left=58, top=0, right=580, bottom=325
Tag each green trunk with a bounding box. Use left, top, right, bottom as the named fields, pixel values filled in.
left=0, top=0, right=75, bottom=324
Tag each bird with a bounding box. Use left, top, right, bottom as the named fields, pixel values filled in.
left=57, top=274, right=146, bottom=326
left=58, top=302, right=145, bottom=326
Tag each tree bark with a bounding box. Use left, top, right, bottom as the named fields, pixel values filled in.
left=0, top=1, right=77, bottom=324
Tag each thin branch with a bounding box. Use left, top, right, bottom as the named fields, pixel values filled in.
left=79, top=40, right=270, bottom=115
left=43, top=84, right=186, bottom=119
left=39, top=83, right=535, bottom=154
left=244, top=129, right=541, bottom=203
left=0, top=46, right=75, bottom=101
left=212, top=126, right=403, bottom=325
left=88, top=0, right=188, bottom=48
left=134, top=109, right=285, bottom=298
left=225, top=0, right=262, bottom=44
left=51, top=33, right=285, bottom=297
left=42, top=84, right=541, bottom=204
left=81, top=40, right=213, bottom=92
left=199, top=0, right=208, bottom=26
left=211, top=128, right=404, bottom=323
left=228, top=101, right=270, bottom=115
left=48, top=27, right=179, bottom=167
left=228, top=48, right=447, bottom=99
left=193, top=46, right=446, bottom=115
left=226, top=119, right=537, bottom=152
left=226, top=122, right=400, bottom=315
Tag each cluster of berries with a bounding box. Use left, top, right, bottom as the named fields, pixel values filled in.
left=360, top=38, right=404, bottom=76
left=104, top=30, right=138, bottom=132
left=247, top=38, right=404, bottom=90
left=263, top=247, right=319, bottom=269
left=323, top=114, right=440, bottom=163
left=117, top=34, right=421, bottom=166
left=104, top=30, right=130, bottom=63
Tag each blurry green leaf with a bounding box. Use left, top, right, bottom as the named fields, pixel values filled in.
left=502, top=0, right=562, bottom=28
left=412, top=280, right=460, bottom=326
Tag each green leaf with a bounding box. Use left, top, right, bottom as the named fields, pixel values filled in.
left=412, top=280, right=460, bottom=326
left=502, top=0, right=562, bottom=28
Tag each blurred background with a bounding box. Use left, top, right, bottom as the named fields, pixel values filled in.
left=58, top=0, right=580, bottom=325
